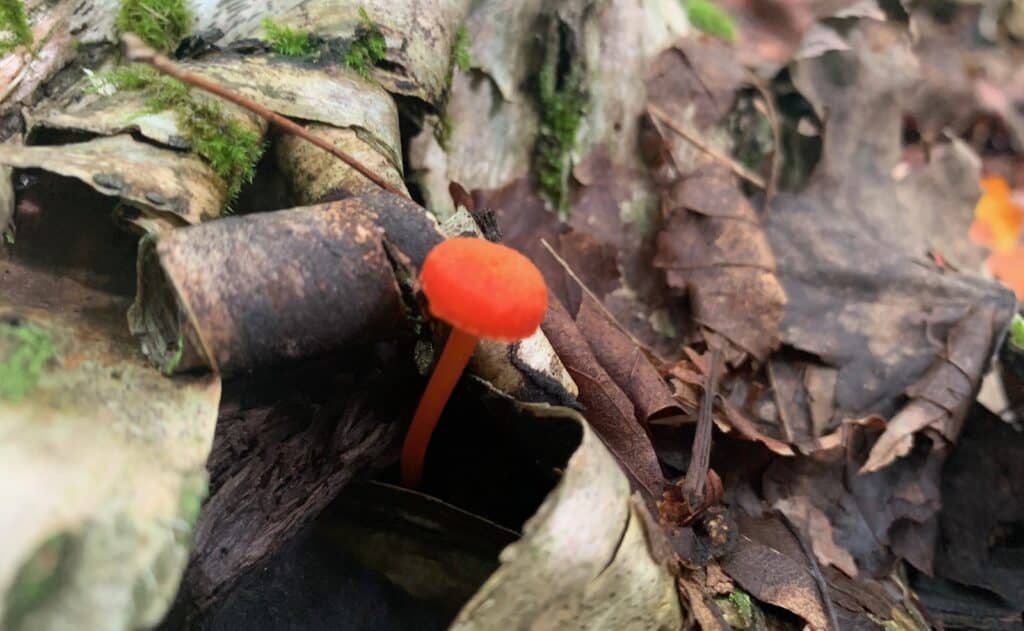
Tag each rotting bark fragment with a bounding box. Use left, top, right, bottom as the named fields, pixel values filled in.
left=129, top=200, right=406, bottom=374
left=0, top=135, right=227, bottom=226
left=166, top=370, right=407, bottom=621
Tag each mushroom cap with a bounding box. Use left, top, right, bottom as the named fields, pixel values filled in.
left=420, top=237, right=548, bottom=342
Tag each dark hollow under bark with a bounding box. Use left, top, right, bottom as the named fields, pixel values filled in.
left=162, top=354, right=420, bottom=627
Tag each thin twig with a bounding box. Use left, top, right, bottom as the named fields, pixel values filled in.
left=539, top=238, right=663, bottom=367
left=749, top=75, right=781, bottom=214
left=776, top=510, right=842, bottom=631
left=121, top=33, right=408, bottom=199
left=682, top=347, right=718, bottom=508
left=647, top=103, right=766, bottom=190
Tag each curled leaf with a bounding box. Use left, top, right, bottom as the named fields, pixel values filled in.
left=0, top=135, right=227, bottom=225
left=452, top=402, right=682, bottom=630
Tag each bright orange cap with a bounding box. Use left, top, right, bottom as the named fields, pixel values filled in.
left=420, top=237, right=548, bottom=342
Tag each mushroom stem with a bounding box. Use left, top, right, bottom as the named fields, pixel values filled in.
left=401, top=327, right=479, bottom=487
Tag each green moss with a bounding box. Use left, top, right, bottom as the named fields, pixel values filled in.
left=1011, top=314, right=1024, bottom=350
left=261, top=17, right=318, bottom=59
left=433, top=113, right=453, bottom=151
left=344, top=7, right=386, bottom=80
left=90, top=64, right=167, bottom=92
left=434, top=25, right=471, bottom=151
left=3, top=533, right=74, bottom=631
left=453, top=24, right=471, bottom=73
left=0, top=321, right=54, bottom=402
left=161, top=329, right=184, bottom=376
left=178, top=474, right=208, bottom=537
left=3, top=229, right=13, bottom=244
left=714, top=590, right=758, bottom=629
left=533, top=25, right=586, bottom=215
left=90, top=64, right=264, bottom=203
left=686, top=0, right=736, bottom=42
left=0, top=0, right=32, bottom=55
left=115, top=0, right=190, bottom=54
left=728, top=591, right=754, bottom=623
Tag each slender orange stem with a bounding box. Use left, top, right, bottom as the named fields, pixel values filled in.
left=401, top=328, right=478, bottom=487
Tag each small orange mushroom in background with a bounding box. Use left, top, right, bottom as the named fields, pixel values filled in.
left=400, top=237, right=548, bottom=488
left=970, top=176, right=1023, bottom=253
left=969, top=175, right=1024, bottom=300
left=987, top=248, right=1024, bottom=301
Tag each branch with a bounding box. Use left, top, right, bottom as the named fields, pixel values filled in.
left=647, top=103, right=766, bottom=190
left=121, top=33, right=408, bottom=199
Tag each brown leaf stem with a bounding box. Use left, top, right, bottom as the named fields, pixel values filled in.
left=121, top=33, right=409, bottom=199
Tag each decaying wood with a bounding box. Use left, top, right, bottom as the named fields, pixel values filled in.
left=125, top=191, right=448, bottom=374
left=277, top=122, right=408, bottom=203
left=128, top=199, right=408, bottom=374
left=163, top=370, right=408, bottom=623
left=318, top=481, right=517, bottom=618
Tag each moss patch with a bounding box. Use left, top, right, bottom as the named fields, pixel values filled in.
left=434, top=25, right=472, bottom=150
left=177, top=474, right=208, bottom=540
left=1011, top=313, right=1024, bottom=350
left=0, top=0, right=31, bottom=55
left=714, top=590, right=757, bottom=629
left=344, top=7, right=386, bottom=80
left=115, top=0, right=190, bottom=54
left=3, top=533, right=74, bottom=631
left=453, top=25, right=471, bottom=73
left=533, top=21, right=586, bottom=215
left=686, top=0, right=736, bottom=42
left=257, top=8, right=387, bottom=79
left=89, top=64, right=264, bottom=204
left=433, top=113, right=453, bottom=151
left=262, top=17, right=318, bottom=59
left=0, top=321, right=55, bottom=403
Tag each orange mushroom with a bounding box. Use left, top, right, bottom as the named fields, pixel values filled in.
left=970, top=176, right=1023, bottom=253
left=400, top=237, right=548, bottom=487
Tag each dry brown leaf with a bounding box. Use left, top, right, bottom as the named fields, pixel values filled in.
left=763, top=447, right=894, bottom=577
left=719, top=516, right=830, bottom=630
left=653, top=167, right=784, bottom=363
left=575, top=295, right=682, bottom=424
left=768, top=357, right=840, bottom=451
left=861, top=306, right=1000, bottom=474
left=765, top=16, right=1015, bottom=439
left=451, top=403, right=682, bottom=630
left=773, top=496, right=858, bottom=578
left=923, top=405, right=1024, bottom=617
left=645, top=40, right=785, bottom=363
left=541, top=298, right=665, bottom=498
